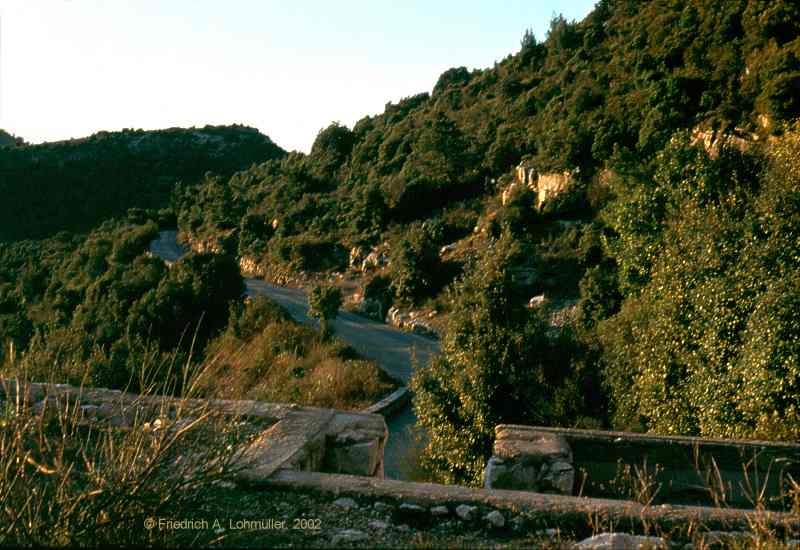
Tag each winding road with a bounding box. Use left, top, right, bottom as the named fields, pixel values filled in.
left=150, top=230, right=439, bottom=479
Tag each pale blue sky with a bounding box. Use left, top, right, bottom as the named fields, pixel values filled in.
left=1, top=0, right=596, bottom=152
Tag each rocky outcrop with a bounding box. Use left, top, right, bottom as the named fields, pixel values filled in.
left=350, top=244, right=391, bottom=273
left=385, top=307, right=439, bottom=339
left=504, top=161, right=574, bottom=209
left=690, top=126, right=756, bottom=158
left=239, top=255, right=267, bottom=278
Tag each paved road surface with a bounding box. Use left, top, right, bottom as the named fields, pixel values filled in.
left=149, top=230, right=439, bottom=479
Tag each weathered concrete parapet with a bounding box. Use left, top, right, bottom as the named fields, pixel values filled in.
left=0, top=379, right=388, bottom=483
left=488, top=425, right=800, bottom=508
left=484, top=425, right=575, bottom=495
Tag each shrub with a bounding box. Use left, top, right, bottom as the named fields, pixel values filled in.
left=0, top=372, right=243, bottom=547
left=308, top=285, right=343, bottom=339
left=389, top=225, right=441, bottom=304
left=411, top=231, right=584, bottom=485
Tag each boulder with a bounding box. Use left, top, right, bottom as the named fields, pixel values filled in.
left=575, top=533, right=667, bottom=549
left=455, top=504, right=478, bottom=521
left=430, top=505, right=449, bottom=517
left=333, top=497, right=358, bottom=510
left=330, top=529, right=368, bottom=545
left=484, top=510, right=505, bottom=528
left=484, top=425, right=575, bottom=495
left=528, top=294, right=547, bottom=309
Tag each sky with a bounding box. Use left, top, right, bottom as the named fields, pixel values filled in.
left=1, top=0, right=597, bottom=153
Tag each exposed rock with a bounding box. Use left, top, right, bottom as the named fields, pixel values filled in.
left=386, top=306, right=408, bottom=327
left=385, top=307, right=439, bottom=339
left=484, top=510, right=505, bottom=528
left=326, top=439, right=381, bottom=477
left=484, top=426, right=575, bottom=495
left=349, top=246, right=364, bottom=270
left=690, top=126, right=753, bottom=158
left=430, top=505, right=449, bottom=517
left=239, top=255, right=266, bottom=278
left=333, top=497, right=358, bottom=510
left=575, top=533, right=667, bottom=549
left=330, top=528, right=369, bottom=545
left=528, top=294, right=547, bottom=309
left=368, top=520, right=390, bottom=530
left=538, top=460, right=575, bottom=494
left=455, top=504, right=478, bottom=521
left=501, top=182, right=520, bottom=206
left=535, top=172, right=573, bottom=207
left=361, top=251, right=387, bottom=273
left=511, top=161, right=574, bottom=208
left=373, top=502, right=392, bottom=513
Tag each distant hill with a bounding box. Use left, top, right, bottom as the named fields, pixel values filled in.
left=0, top=129, right=24, bottom=148
left=0, top=125, right=285, bottom=242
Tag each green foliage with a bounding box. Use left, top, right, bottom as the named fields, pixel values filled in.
left=0, top=125, right=285, bottom=242
left=597, top=127, right=800, bottom=439
left=308, top=284, right=343, bottom=338
left=1, top=222, right=244, bottom=393
left=389, top=224, right=442, bottom=304
left=411, top=232, right=590, bottom=485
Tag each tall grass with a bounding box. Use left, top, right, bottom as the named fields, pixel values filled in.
left=0, top=356, right=246, bottom=547
left=197, top=315, right=397, bottom=410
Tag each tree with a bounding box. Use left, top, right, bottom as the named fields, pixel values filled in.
left=411, top=232, right=575, bottom=485
left=308, top=285, right=343, bottom=339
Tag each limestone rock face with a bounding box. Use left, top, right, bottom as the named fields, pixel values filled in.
left=239, top=256, right=266, bottom=278
left=349, top=246, right=364, bottom=270
left=528, top=294, right=547, bottom=309
left=506, top=161, right=574, bottom=209
left=535, top=172, right=572, bottom=206
left=484, top=425, right=575, bottom=495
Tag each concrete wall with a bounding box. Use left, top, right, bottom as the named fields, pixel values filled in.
left=0, top=379, right=388, bottom=481
left=485, top=425, right=800, bottom=509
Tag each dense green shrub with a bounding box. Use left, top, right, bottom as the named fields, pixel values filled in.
left=308, top=284, right=343, bottom=339
left=389, top=224, right=441, bottom=304
left=411, top=232, right=591, bottom=485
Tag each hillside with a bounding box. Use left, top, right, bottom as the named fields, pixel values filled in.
left=169, top=0, right=800, bottom=485
left=1, top=0, right=799, bottom=490
left=0, top=125, right=286, bottom=242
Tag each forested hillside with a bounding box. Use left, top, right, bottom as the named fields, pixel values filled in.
left=0, top=125, right=285, bottom=241
left=169, top=0, right=800, bottom=484
left=1, top=0, right=799, bottom=487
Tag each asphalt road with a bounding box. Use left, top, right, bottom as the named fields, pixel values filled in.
left=149, top=230, right=439, bottom=479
